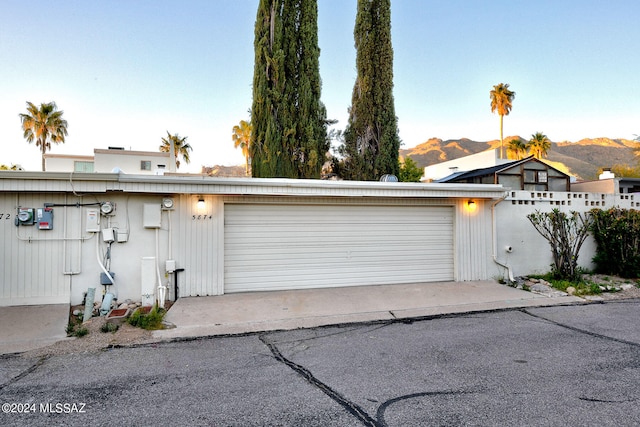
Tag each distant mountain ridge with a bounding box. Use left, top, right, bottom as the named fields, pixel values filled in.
left=400, top=137, right=638, bottom=180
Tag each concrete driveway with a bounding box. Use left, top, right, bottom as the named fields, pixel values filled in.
left=0, top=304, right=70, bottom=355
left=0, top=280, right=583, bottom=355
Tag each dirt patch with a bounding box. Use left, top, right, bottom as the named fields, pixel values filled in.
left=582, top=274, right=640, bottom=300
left=20, top=304, right=172, bottom=359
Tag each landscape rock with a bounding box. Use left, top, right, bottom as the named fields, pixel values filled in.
left=566, top=286, right=576, bottom=296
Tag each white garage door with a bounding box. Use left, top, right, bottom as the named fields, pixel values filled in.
left=224, top=203, right=454, bottom=293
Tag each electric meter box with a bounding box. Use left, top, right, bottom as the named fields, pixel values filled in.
left=16, top=208, right=35, bottom=226
left=36, top=207, right=54, bottom=230
left=143, top=203, right=162, bottom=228
left=86, top=208, right=100, bottom=232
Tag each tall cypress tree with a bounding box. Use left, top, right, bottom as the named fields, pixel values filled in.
left=340, top=0, right=400, bottom=181
left=251, top=0, right=328, bottom=178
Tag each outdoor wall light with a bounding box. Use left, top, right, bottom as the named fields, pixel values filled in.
left=197, top=197, right=205, bottom=210
left=467, top=200, right=476, bottom=211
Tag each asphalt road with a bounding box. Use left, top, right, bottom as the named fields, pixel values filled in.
left=1, top=301, right=639, bottom=426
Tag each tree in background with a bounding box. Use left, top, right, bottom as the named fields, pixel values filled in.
left=338, top=0, right=400, bottom=181
left=527, top=132, right=551, bottom=159
left=490, top=83, right=515, bottom=159
left=232, top=119, right=252, bottom=175
left=250, top=0, right=329, bottom=178
left=398, top=156, right=423, bottom=182
left=506, top=137, right=528, bottom=160
left=19, top=101, right=68, bottom=171
left=600, top=164, right=640, bottom=178
left=159, top=131, right=192, bottom=170
left=0, top=164, right=23, bottom=170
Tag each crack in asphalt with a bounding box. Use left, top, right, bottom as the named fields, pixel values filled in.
left=376, top=390, right=479, bottom=427
left=259, top=335, right=380, bottom=427
left=0, top=356, right=49, bottom=391
left=579, top=396, right=639, bottom=403
left=521, top=308, right=640, bottom=348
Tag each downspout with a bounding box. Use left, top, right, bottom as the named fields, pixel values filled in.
left=491, top=191, right=514, bottom=283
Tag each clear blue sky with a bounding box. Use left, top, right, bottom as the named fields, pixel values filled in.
left=2, top=0, right=639, bottom=172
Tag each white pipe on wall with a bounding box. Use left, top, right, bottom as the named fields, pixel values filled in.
left=491, top=192, right=514, bottom=282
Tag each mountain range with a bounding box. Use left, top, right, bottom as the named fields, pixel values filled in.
left=400, top=137, right=639, bottom=181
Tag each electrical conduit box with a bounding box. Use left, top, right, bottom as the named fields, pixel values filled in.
left=143, top=203, right=162, bottom=228
left=36, top=207, right=54, bottom=230
left=102, top=228, right=115, bottom=243
left=86, top=208, right=100, bottom=232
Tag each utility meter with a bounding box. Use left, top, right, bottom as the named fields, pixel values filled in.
left=100, top=201, right=116, bottom=215
left=162, top=197, right=174, bottom=210
left=16, top=208, right=35, bottom=226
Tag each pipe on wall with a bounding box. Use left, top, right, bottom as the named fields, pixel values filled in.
left=491, top=192, right=514, bottom=283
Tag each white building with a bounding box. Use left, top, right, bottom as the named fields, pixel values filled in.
left=44, top=147, right=175, bottom=175
left=1, top=170, right=636, bottom=309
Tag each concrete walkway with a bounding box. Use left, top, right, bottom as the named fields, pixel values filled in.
left=0, top=281, right=583, bottom=355
left=152, top=280, right=583, bottom=340
left=0, top=304, right=70, bottom=355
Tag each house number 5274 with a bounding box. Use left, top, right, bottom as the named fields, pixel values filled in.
left=192, top=215, right=212, bottom=220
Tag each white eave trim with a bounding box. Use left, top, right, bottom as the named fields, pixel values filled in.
left=0, top=172, right=507, bottom=199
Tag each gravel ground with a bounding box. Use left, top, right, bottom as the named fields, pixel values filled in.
left=16, top=278, right=640, bottom=359
left=582, top=274, right=640, bottom=300
left=19, top=315, right=157, bottom=359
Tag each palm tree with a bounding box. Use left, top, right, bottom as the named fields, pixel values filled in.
left=506, top=137, right=528, bottom=160
left=490, top=83, right=516, bottom=159
left=159, top=131, right=192, bottom=170
left=527, top=132, right=551, bottom=159
left=232, top=120, right=252, bottom=175
left=19, top=101, right=68, bottom=171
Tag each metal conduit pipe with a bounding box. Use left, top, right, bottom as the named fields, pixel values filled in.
left=491, top=192, right=514, bottom=283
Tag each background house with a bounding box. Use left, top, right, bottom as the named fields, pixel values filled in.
left=44, top=147, right=175, bottom=175
left=436, top=156, right=571, bottom=192
left=422, top=149, right=511, bottom=182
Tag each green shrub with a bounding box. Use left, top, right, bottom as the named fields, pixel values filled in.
left=101, top=322, right=119, bottom=333
left=128, top=305, right=165, bottom=330
left=527, top=209, right=592, bottom=281
left=590, top=208, right=640, bottom=278
left=73, top=326, right=89, bottom=337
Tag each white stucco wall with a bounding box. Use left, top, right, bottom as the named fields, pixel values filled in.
left=44, top=155, right=94, bottom=172
left=494, top=190, right=640, bottom=279
left=94, top=149, right=172, bottom=174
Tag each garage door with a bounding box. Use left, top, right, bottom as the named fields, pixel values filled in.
left=224, top=203, right=454, bottom=292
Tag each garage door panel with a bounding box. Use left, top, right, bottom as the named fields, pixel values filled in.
left=224, top=204, right=454, bottom=292
left=227, top=229, right=453, bottom=247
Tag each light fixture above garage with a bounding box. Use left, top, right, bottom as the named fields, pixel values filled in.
left=197, top=197, right=205, bottom=210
